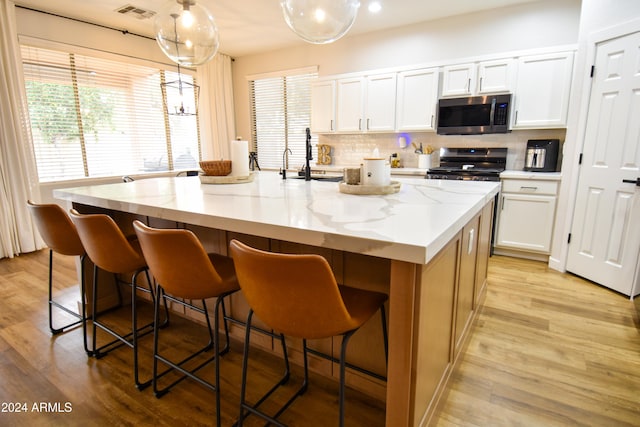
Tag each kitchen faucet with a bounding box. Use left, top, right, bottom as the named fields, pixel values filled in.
left=280, top=148, right=292, bottom=179
left=305, top=127, right=312, bottom=181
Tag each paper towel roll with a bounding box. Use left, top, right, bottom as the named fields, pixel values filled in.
left=230, top=140, right=249, bottom=177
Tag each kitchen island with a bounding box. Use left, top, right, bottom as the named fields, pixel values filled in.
left=54, top=172, right=500, bottom=426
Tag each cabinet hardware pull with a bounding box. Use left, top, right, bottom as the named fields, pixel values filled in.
left=367, top=118, right=370, bottom=130
left=330, top=119, right=333, bottom=131
left=467, top=78, right=471, bottom=92
left=479, top=77, right=483, bottom=92
left=520, top=186, right=538, bottom=191
left=430, top=115, right=434, bottom=128
left=359, top=118, right=362, bottom=130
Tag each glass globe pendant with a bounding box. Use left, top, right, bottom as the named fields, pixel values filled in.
left=280, top=0, right=361, bottom=44
left=154, top=0, right=219, bottom=67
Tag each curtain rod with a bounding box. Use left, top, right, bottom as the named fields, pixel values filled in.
left=16, top=5, right=156, bottom=41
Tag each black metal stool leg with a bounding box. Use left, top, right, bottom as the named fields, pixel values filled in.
left=132, top=268, right=152, bottom=390
left=339, top=330, right=357, bottom=427
left=48, top=250, right=84, bottom=335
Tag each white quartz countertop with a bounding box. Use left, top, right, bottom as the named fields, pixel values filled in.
left=54, top=172, right=500, bottom=265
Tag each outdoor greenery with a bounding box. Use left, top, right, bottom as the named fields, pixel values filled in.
left=25, top=81, right=115, bottom=144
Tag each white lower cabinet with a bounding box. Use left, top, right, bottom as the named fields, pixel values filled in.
left=495, top=177, right=559, bottom=255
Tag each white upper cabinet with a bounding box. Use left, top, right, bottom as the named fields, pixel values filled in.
left=310, top=47, right=575, bottom=134
left=477, top=59, right=515, bottom=94
left=396, top=67, right=439, bottom=131
left=311, top=80, right=336, bottom=133
left=335, top=73, right=396, bottom=133
left=442, top=59, right=515, bottom=97
left=336, top=77, right=364, bottom=132
left=364, top=73, right=397, bottom=132
left=441, top=63, right=476, bottom=97
left=511, top=52, right=574, bottom=129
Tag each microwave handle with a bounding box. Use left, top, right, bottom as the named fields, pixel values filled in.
left=489, top=98, right=496, bottom=128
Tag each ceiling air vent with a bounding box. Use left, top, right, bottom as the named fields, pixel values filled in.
left=115, top=4, right=156, bottom=20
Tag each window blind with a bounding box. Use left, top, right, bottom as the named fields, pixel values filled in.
left=21, top=45, right=200, bottom=182
left=250, top=70, right=318, bottom=171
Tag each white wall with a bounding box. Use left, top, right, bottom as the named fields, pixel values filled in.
left=15, top=7, right=170, bottom=66
left=232, top=0, right=581, bottom=141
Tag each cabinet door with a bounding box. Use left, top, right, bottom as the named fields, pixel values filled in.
left=496, top=193, right=557, bottom=253
left=311, top=80, right=336, bottom=133
left=365, top=73, right=397, bottom=131
left=396, top=67, right=439, bottom=131
left=477, top=59, right=514, bottom=94
left=441, top=63, right=475, bottom=97
left=336, top=77, right=365, bottom=132
left=454, top=214, right=479, bottom=355
left=512, top=52, right=574, bottom=128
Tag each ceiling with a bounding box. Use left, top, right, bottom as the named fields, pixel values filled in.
left=14, top=0, right=541, bottom=58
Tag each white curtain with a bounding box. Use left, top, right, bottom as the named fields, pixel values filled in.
left=198, top=53, right=236, bottom=160
left=0, top=0, right=44, bottom=259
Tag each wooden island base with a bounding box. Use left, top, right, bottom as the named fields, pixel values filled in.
left=72, top=198, right=494, bottom=427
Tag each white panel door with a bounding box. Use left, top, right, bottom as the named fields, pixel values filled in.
left=567, top=30, right=640, bottom=296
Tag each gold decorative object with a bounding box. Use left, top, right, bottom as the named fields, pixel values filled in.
left=317, top=144, right=332, bottom=165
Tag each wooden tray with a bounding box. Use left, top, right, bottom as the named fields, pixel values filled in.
left=199, top=172, right=255, bottom=184
left=338, top=180, right=401, bottom=195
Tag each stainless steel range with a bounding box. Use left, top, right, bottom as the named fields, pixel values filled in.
left=426, top=147, right=507, bottom=181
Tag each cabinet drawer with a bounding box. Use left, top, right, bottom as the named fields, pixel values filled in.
left=501, top=179, right=558, bottom=195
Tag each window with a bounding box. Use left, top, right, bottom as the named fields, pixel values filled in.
left=249, top=68, right=318, bottom=171
left=21, top=44, right=200, bottom=182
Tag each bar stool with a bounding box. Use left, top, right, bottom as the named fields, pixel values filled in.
left=69, top=209, right=163, bottom=390
left=132, top=220, right=241, bottom=427
left=229, top=239, right=389, bottom=427
left=26, top=201, right=90, bottom=352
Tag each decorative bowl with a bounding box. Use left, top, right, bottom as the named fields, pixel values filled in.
left=199, top=160, right=232, bottom=176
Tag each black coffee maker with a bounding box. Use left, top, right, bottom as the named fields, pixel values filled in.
left=524, top=139, right=559, bottom=172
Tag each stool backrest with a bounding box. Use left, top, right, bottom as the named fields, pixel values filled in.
left=69, top=209, right=145, bottom=274
left=27, top=200, right=84, bottom=256
left=132, top=220, right=225, bottom=299
left=229, top=239, right=353, bottom=339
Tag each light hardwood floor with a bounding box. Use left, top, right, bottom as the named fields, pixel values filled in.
left=0, top=250, right=638, bottom=426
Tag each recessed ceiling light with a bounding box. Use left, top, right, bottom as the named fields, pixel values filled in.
left=368, top=1, right=382, bottom=13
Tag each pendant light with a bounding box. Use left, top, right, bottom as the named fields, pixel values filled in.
left=158, top=13, right=201, bottom=116
left=154, top=0, right=219, bottom=67
left=161, top=63, right=199, bottom=116
left=280, top=0, right=361, bottom=45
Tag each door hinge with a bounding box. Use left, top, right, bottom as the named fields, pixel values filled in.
left=578, top=153, right=583, bottom=164
left=590, top=65, right=595, bottom=78
left=567, top=233, right=572, bottom=244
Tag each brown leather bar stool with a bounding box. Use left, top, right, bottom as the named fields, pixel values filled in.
left=229, top=239, right=389, bottom=427
left=69, top=209, right=163, bottom=390
left=133, top=220, right=241, bottom=427
left=26, top=201, right=90, bottom=352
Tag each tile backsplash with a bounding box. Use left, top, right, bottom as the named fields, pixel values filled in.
left=317, top=129, right=566, bottom=171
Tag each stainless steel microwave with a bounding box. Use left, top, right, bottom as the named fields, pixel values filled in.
left=436, top=94, right=512, bottom=135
